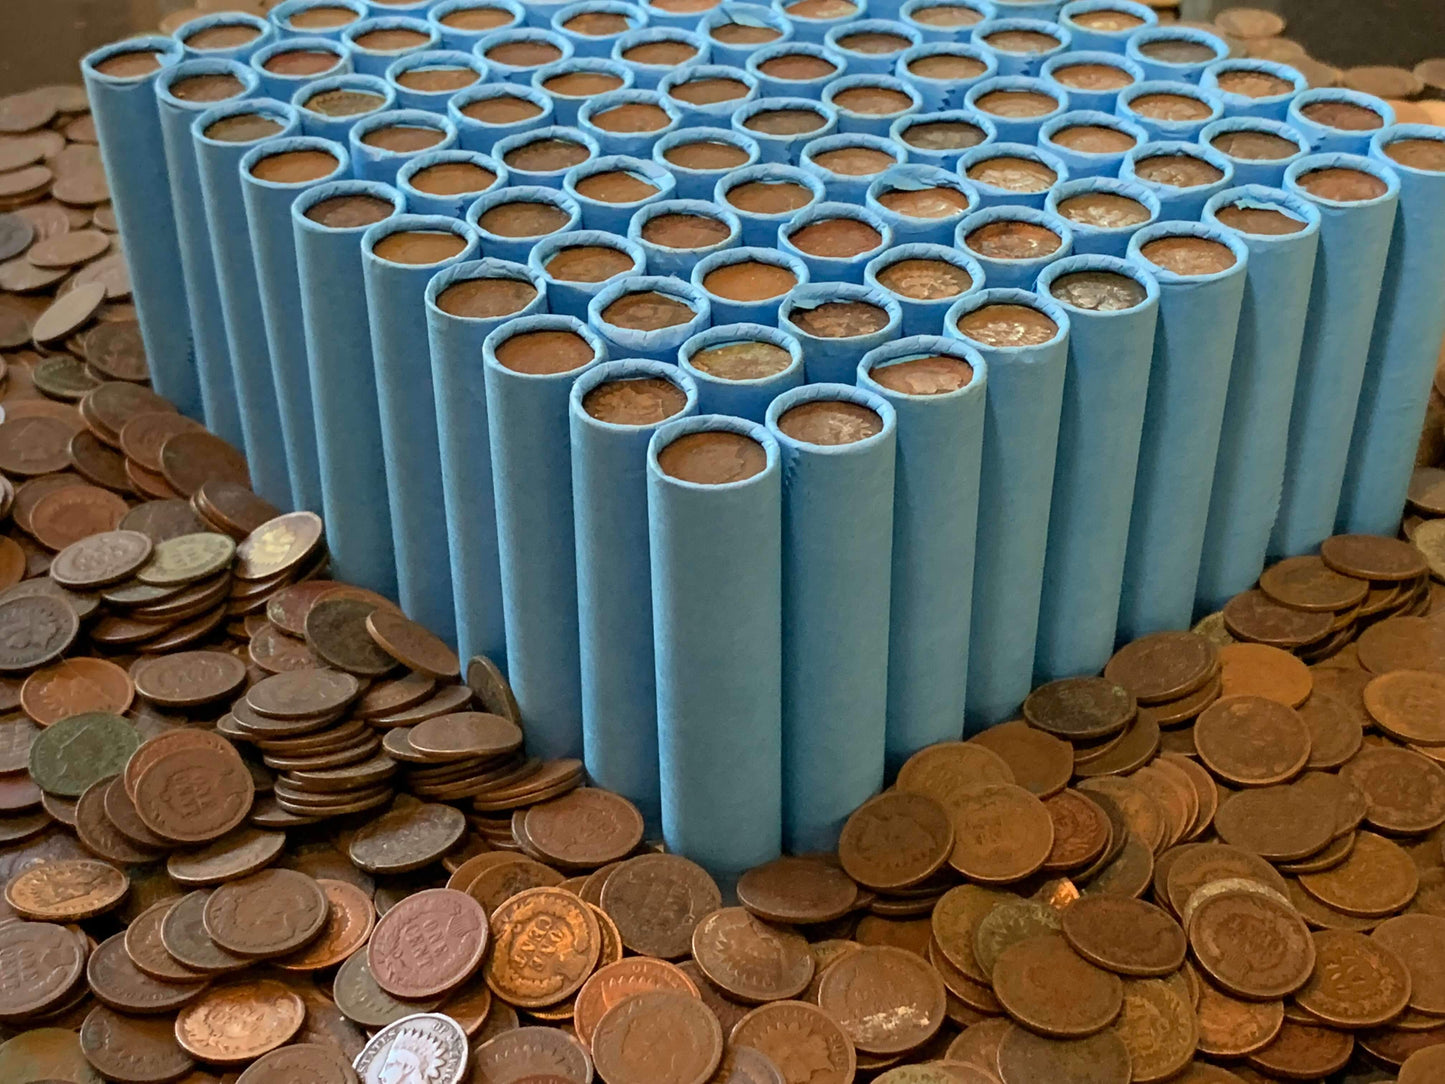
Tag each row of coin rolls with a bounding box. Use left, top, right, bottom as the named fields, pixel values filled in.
left=82, top=0, right=1445, bottom=872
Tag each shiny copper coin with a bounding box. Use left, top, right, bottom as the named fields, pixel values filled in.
left=174, top=979, right=306, bottom=1065
left=275, top=878, right=375, bottom=972
left=729, top=1001, right=856, bottom=1084
left=4, top=856, right=126, bottom=919
left=838, top=790, right=953, bottom=891
left=485, top=886, right=598, bottom=1008
left=991, top=933, right=1123, bottom=1037
left=20, top=656, right=131, bottom=724
left=235, top=511, right=324, bottom=581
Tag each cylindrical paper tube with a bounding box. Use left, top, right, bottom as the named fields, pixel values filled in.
left=364, top=0, right=436, bottom=15
left=691, top=246, right=810, bottom=325
left=177, top=12, right=276, bottom=63
left=776, top=0, right=864, bottom=44
left=825, top=20, right=923, bottom=76
left=1287, top=88, right=1396, bottom=155
left=1194, top=185, right=1320, bottom=608
left=866, top=242, right=985, bottom=334
left=1041, top=49, right=1141, bottom=114
left=965, top=74, right=1069, bottom=142
left=1044, top=174, right=1159, bottom=256
left=899, top=0, right=996, bottom=44
left=484, top=314, right=607, bottom=756
left=571, top=360, right=698, bottom=825
left=193, top=98, right=303, bottom=505
left=958, top=140, right=1069, bottom=209
left=240, top=135, right=350, bottom=515
left=678, top=323, right=805, bottom=419
left=800, top=132, right=905, bottom=201
left=746, top=41, right=849, bottom=100
left=562, top=154, right=674, bottom=232
left=293, top=72, right=397, bottom=139
left=779, top=199, right=893, bottom=282
left=384, top=49, right=488, bottom=111
left=653, top=127, right=762, bottom=200
left=858, top=334, right=986, bottom=769
left=292, top=178, right=405, bottom=597
left=612, top=28, right=711, bottom=89
left=397, top=147, right=507, bottom=216
left=530, top=228, right=646, bottom=319
left=520, top=0, right=575, bottom=28
left=1124, top=24, right=1227, bottom=84
left=449, top=81, right=554, bottom=150
left=658, top=65, right=759, bottom=124
left=1339, top=128, right=1445, bottom=535
left=957, top=204, right=1074, bottom=290
left=1058, top=0, right=1155, bottom=55
left=588, top=274, right=712, bottom=360
left=944, top=287, right=1069, bottom=727
left=271, top=0, right=369, bottom=40
left=552, top=0, right=650, bottom=59
left=491, top=124, right=600, bottom=187
left=971, top=17, right=1071, bottom=78
left=1039, top=108, right=1145, bottom=178
left=429, top=0, right=526, bottom=51
left=84, top=38, right=202, bottom=420
left=821, top=74, right=922, bottom=136
left=765, top=383, right=896, bottom=851
left=250, top=36, right=351, bottom=100
left=532, top=57, right=636, bottom=126
left=343, top=16, right=442, bottom=76
left=1198, top=116, right=1308, bottom=188
left=361, top=213, right=481, bottom=638
left=780, top=281, right=902, bottom=381
left=894, top=43, right=996, bottom=110
left=627, top=198, right=741, bottom=278
left=986, top=0, right=1061, bottom=19
left=475, top=28, right=576, bottom=83
left=348, top=107, right=457, bottom=182
left=1118, top=220, right=1248, bottom=637
left=701, top=3, right=797, bottom=69
left=732, top=96, right=839, bottom=164
left=1116, top=79, right=1222, bottom=141
left=890, top=109, right=996, bottom=170
left=1270, top=152, right=1401, bottom=556
left=1032, top=253, right=1157, bottom=679
left=715, top=161, right=827, bottom=245
left=1121, top=139, right=1234, bottom=221
left=648, top=413, right=783, bottom=875
left=866, top=164, right=979, bottom=245
left=578, top=89, right=681, bottom=157
left=468, top=183, right=582, bottom=262
left=1200, top=58, right=1305, bottom=122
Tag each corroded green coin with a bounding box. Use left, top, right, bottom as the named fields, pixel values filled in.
left=28, top=712, right=141, bottom=797
left=135, top=532, right=236, bottom=587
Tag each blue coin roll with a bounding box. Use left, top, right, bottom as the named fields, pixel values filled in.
left=193, top=98, right=303, bottom=507
left=1043, top=175, right=1159, bottom=257
left=780, top=0, right=865, bottom=43
left=484, top=314, right=608, bottom=757
left=956, top=203, right=1074, bottom=289
left=364, top=0, right=436, bottom=15
left=944, top=287, right=1068, bottom=728
left=654, top=127, right=762, bottom=200
left=271, top=0, right=370, bottom=40
left=766, top=382, right=897, bottom=852
left=857, top=336, right=986, bottom=770
left=628, top=199, right=742, bottom=278
left=648, top=414, right=784, bottom=876
left=293, top=73, right=396, bottom=140
left=491, top=124, right=600, bottom=187
left=747, top=41, right=850, bottom=99
left=1057, top=0, right=1155, bottom=54
left=1121, top=139, right=1233, bottom=222
left=475, top=28, right=576, bottom=82
left=361, top=213, right=481, bottom=640
left=532, top=58, right=636, bottom=126
left=893, top=43, right=997, bottom=109
left=1038, top=109, right=1147, bottom=178
left=866, top=243, right=986, bottom=334
left=429, top=0, right=526, bottom=50
left=1124, top=24, right=1226, bottom=84
left=349, top=108, right=458, bottom=182
left=1116, top=79, right=1222, bottom=142
left=890, top=109, right=997, bottom=170
left=529, top=229, right=647, bottom=319
left=678, top=323, right=806, bottom=419
left=240, top=135, right=351, bottom=516
left=1118, top=221, right=1248, bottom=638
left=291, top=179, right=405, bottom=598
left=449, top=82, right=554, bottom=150
left=1198, top=117, right=1308, bottom=188
left=1287, top=89, right=1395, bottom=155
left=1040, top=50, right=1142, bottom=113
left=1195, top=186, right=1321, bottom=610
left=899, top=0, right=996, bottom=43
left=250, top=37, right=351, bottom=101
left=733, top=96, right=839, bottom=163
left=971, top=17, right=1071, bottom=78
left=822, top=74, right=922, bottom=136
left=552, top=0, right=650, bottom=58
left=177, top=12, right=277, bottom=63
left=691, top=246, right=810, bottom=325
left=715, top=162, right=828, bottom=245
left=588, top=274, right=713, bottom=360
left=658, top=66, right=761, bottom=123
left=466, top=183, right=582, bottom=262
left=613, top=28, right=712, bottom=88
left=779, top=199, right=893, bottom=283
left=343, top=16, right=443, bottom=76
left=987, top=0, right=1062, bottom=19
left=1340, top=128, right=1445, bottom=537
left=84, top=37, right=202, bottom=421
left=563, top=154, right=675, bottom=232
left=521, top=0, right=574, bottom=28
left=384, top=49, right=490, bottom=111
left=1200, top=58, right=1305, bottom=122
left=958, top=141, right=1069, bottom=209
left=780, top=281, right=902, bottom=381
left=800, top=132, right=905, bottom=201
left=396, top=147, right=508, bottom=216
left=704, top=3, right=797, bottom=69
left=965, top=75, right=1068, bottom=142
left=866, top=163, right=979, bottom=244
left=578, top=89, right=681, bottom=157
left=1271, top=153, right=1401, bottom=556
left=1032, top=254, right=1157, bottom=680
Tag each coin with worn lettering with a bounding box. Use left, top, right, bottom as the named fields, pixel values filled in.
left=49, top=527, right=151, bottom=588
left=1371, top=914, right=1445, bottom=1016
left=991, top=933, right=1123, bottom=1037
left=166, top=827, right=286, bottom=887
left=333, top=949, right=442, bottom=1029
left=837, top=790, right=953, bottom=891
left=175, top=979, right=306, bottom=1065
left=1112, top=977, right=1197, bottom=1084
left=86, top=930, right=207, bottom=1014
left=1258, top=554, right=1368, bottom=611
left=691, top=906, right=813, bottom=1003
left=79, top=1003, right=196, bottom=1084
left=1293, top=928, right=1411, bottom=1027
left=248, top=667, right=362, bottom=719
left=371, top=887, right=489, bottom=1001
left=4, top=856, right=126, bottom=919
left=521, top=787, right=644, bottom=870
left=132, top=743, right=253, bottom=843
left=1400, top=1044, right=1445, bottom=1084
left=20, top=656, right=132, bottom=725
left=1042, top=789, right=1111, bottom=872
left=1364, top=669, right=1445, bottom=746
left=591, top=990, right=723, bottom=1084
left=729, top=1001, right=856, bottom=1084
left=573, top=957, right=700, bottom=1048
left=1188, top=888, right=1314, bottom=999
left=471, top=1025, right=593, bottom=1084
left=273, top=879, right=375, bottom=972
left=1023, top=676, right=1136, bottom=741
left=602, top=852, right=724, bottom=958
left=1194, top=981, right=1283, bottom=1058
left=352, top=1012, right=469, bottom=1084
left=1321, top=533, right=1427, bottom=581
left=994, top=1026, right=1131, bottom=1084
left=816, top=944, right=946, bottom=1054
left=1298, top=830, right=1418, bottom=917
left=0, top=592, right=78, bottom=672
left=307, top=597, right=397, bottom=676
left=896, top=742, right=1016, bottom=816
left=486, top=886, right=599, bottom=1007
left=237, top=1042, right=359, bottom=1084
left=348, top=801, right=466, bottom=874
left=159, top=890, right=251, bottom=975
left=1340, top=745, right=1445, bottom=834
left=1193, top=695, right=1311, bottom=786
left=365, top=608, right=460, bottom=678
left=236, top=511, right=324, bottom=580
left=408, top=711, right=524, bottom=760
left=0, top=918, right=86, bottom=1019
left=123, top=899, right=207, bottom=984
left=1061, top=895, right=1186, bottom=976
left=1105, top=632, right=1218, bottom=703
left=1212, top=782, right=1336, bottom=862
left=1246, top=1020, right=1354, bottom=1079
left=202, top=868, right=329, bottom=957
left=946, top=783, right=1053, bottom=883
left=134, top=532, right=235, bottom=586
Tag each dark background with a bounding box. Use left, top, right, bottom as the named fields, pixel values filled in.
left=2, top=0, right=1443, bottom=94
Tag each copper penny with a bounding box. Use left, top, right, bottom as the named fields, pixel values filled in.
left=132, top=743, right=253, bottom=843
left=131, top=649, right=247, bottom=708
left=48, top=528, right=152, bottom=588
left=1061, top=896, right=1186, bottom=976
left=348, top=801, right=467, bottom=874
left=1358, top=615, right=1445, bottom=674
left=1195, top=981, right=1283, bottom=1057
left=29, top=483, right=128, bottom=550
left=736, top=855, right=856, bottom=925
left=573, top=957, right=700, bottom=1048
left=159, top=430, right=249, bottom=498
left=994, top=1026, right=1131, bottom=1084
left=275, top=878, right=375, bottom=972
left=1217, top=642, right=1313, bottom=706
left=1104, top=632, right=1218, bottom=703
left=991, top=933, right=1123, bottom=1037
left=1400, top=1043, right=1445, bottom=1083
left=1042, top=789, right=1111, bottom=872
left=1294, top=928, right=1411, bottom=1027
left=1321, top=534, right=1428, bottom=581
left=235, top=1043, right=359, bottom=1084
left=932, top=884, right=1017, bottom=984
left=119, top=411, right=205, bottom=473
left=691, top=906, right=813, bottom=1003
left=123, top=899, right=208, bottom=984
left=1223, top=589, right=1334, bottom=647
left=370, top=887, right=489, bottom=1000
left=86, top=929, right=208, bottom=1014
left=945, top=783, right=1053, bottom=883
left=235, top=511, right=324, bottom=581
left=1187, top=887, right=1315, bottom=999
left=4, top=856, right=126, bottom=919
left=1212, top=782, right=1336, bottom=862
left=202, top=868, right=328, bottom=957
left=1340, top=745, right=1445, bottom=834
left=0, top=917, right=86, bottom=1018
left=815, top=943, right=946, bottom=1054
left=729, top=1001, right=856, bottom=1084
left=365, top=607, right=460, bottom=678
left=968, top=720, right=1074, bottom=797
left=174, top=979, right=306, bottom=1064
left=158, top=890, right=249, bottom=974
left=1371, top=914, right=1445, bottom=1016
left=1298, top=691, right=1363, bottom=769
left=591, top=990, right=723, bottom=1084
left=1298, top=831, right=1419, bottom=918
left=1259, top=554, right=1369, bottom=611
left=1365, top=669, right=1445, bottom=746
left=20, top=656, right=131, bottom=724
left=1113, top=977, right=1198, bottom=1083
left=471, top=1025, right=593, bottom=1084
left=838, top=790, right=952, bottom=891
left=1193, top=695, right=1311, bottom=786
left=306, top=596, right=396, bottom=676
left=408, top=710, right=524, bottom=760
left=247, top=667, right=360, bottom=719
left=1246, top=1020, right=1354, bottom=1079
left=332, top=948, right=442, bottom=1028
left=79, top=1004, right=195, bottom=1083
left=485, top=886, right=598, bottom=1008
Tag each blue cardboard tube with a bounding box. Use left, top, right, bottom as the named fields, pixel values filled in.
left=384, top=49, right=489, bottom=111
left=1194, top=186, right=1320, bottom=608
left=348, top=108, right=458, bottom=182
left=894, top=43, right=996, bottom=109
left=449, top=81, right=554, bottom=150
left=1121, top=139, right=1234, bottom=222
left=1044, top=174, right=1159, bottom=257
left=468, top=184, right=583, bottom=261
left=958, top=140, right=1069, bottom=209
left=1339, top=128, right=1445, bottom=536
left=780, top=281, right=902, bottom=381
left=638, top=0, right=715, bottom=28
left=530, top=229, right=645, bottom=318
left=965, top=75, right=1068, bottom=142
left=429, top=0, right=526, bottom=50
left=84, top=38, right=201, bottom=422
left=250, top=37, right=351, bottom=100
left=890, top=109, right=996, bottom=170
left=533, top=58, right=636, bottom=126
left=1198, top=116, right=1308, bottom=188
left=858, top=330, right=986, bottom=771
left=678, top=322, right=805, bottom=419
left=361, top=213, right=481, bottom=638
left=825, top=19, right=922, bottom=75
left=659, top=66, right=760, bottom=124
left=957, top=204, right=1074, bottom=289
left=779, top=199, right=893, bottom=282
left=271, top=0, right=370, bottom=40
left=240, top=135, right=350, bottom=516
left=396, top=147, right=507, bottom=216
left=291, top=179, right=404, bottom=598
left=1117, top=79, right=1222, bottom=142
left=521, top=0, right=576, bottom=28
left=732, top=96, right=838, bottom=164
left=1286, top=89, right=1395, bottom=156
left=578, top=89, right=681, bottom=156
left=154, top=59, right=256, bottom=447
left=800, top=132, right=905, bottom=201
left=562, top=154, right=675, bottom=232
left=775, top=0, right=865, bottom=44
left=1042, top=49, right=1142, bottom=113
left=571, top=360, right=698, bottom=826
left=654, top=127, right=762, bottom=200
left=627, top=198, right=741, bottom=278
left=766, top=382, right=896, bottom=851
left=1039, top=108, right=1146, bottom=178
left=1271, top=153, right=1401, bottom=556
left=614, top=27, right=712, bottom=88
left=821, top=73, right=921, bottom=136
left=971, top=17, right=1071, bottom=78
left=691, top=247, right=810, bottom=325
left=552, top=0, right=650, bottom=58
left=1058, top=0, right=1155, bottom=54
left=1119, top=220, right=1248, bottom=637
left=1124, top=24, right=1227, bottom=84
left=701, top=3, right=797, bottom=69
left=365, top=0, right=437, bottom=15
left=475, top=28, right=577, bottom=81
left=865, top=243, right=985, bottom=334
left=746, top=42, right=848, bottom=100
left=484, top=315, right=607, bottom=756
left=177, top=12, right=277, bottom=63
left=344, top=16, right=442, bottom=75
left=293, top=73, right=397, bottom=139
left=492, top=124, right=600, bottom=186
left=648, top=414, right=783, bottom=875
left=899, top=0, right=996, bottom=44
left=1200, top=58, right=1305, bottom=122
left=866, top=163, right=979, bottom=244
left=424, top=257, right=546, bottom=664
left=588, top=274, right=713, bottom=360
left=988, top=0, right=1061, bottom=19
left=944, top=287, right=1069, bottom=728
left=715, top=162, right=827, bottom=245
left=1032, top=254, right=1157, bottom=679
left=193, top=98, right=303, bottom=506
